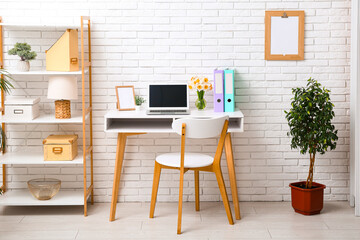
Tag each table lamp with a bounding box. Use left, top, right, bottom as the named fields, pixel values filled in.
left=47, top=76, right=78, bottom=119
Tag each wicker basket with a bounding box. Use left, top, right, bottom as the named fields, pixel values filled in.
left=55, top=100, right=71, bottom=119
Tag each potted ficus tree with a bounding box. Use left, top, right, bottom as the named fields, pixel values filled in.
left=8, top=42, right=37, bottom=72
left=285, top=78, right=338, bottom=215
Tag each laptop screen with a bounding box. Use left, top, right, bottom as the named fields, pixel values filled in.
left=149, top=84, right=187, bottom=108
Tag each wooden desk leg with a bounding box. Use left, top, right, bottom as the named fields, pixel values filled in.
left=109, top=133, right=127, bottom=221
left=225, top=133, right=241, bottom=220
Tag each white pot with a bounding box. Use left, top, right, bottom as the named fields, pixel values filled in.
left=17, top=60, right=30, bottom=72
left=135, top=106, right=141, bottom=111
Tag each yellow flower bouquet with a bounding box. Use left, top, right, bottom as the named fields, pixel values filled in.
left=188, top=76, right=213, bottom=110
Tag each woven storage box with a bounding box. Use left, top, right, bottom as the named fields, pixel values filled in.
left=43, top=135, right=78, bottom=161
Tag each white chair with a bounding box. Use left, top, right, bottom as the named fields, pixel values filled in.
left=149, top=116, right=234, bottom=234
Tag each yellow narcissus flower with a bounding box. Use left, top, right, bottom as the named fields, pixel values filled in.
left=204, top=78, right=209, bottom=83
left=203, top=84, right=209, bottom=90
left=197, top=85, right=202, bottom=90
left=188, top=85, right=193, bottom=90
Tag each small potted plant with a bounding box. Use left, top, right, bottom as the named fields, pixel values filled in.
left=135, top=96, right=145, bottom=111
left=188, top=76, right=213, bottom=110
left=285, top=78, right=338, bottom=215
left=8, top=42, right=37, bottom=72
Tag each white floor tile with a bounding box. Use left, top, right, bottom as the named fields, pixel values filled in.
left=0, top=201, right=358, bottom=240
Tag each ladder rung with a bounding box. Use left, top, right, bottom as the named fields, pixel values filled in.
left=85, top=106, right=92, bottom=115
left=86, top=184, right=93, bottom=197
left=85, top=146, right=93, bottom=155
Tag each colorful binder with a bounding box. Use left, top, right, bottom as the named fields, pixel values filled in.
left=214, top=69, right=224, bottom=112
left=224, top=69, right=235, bottom=112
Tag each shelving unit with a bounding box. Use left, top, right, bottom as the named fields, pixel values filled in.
left=0, top=16, right=93, bottom=216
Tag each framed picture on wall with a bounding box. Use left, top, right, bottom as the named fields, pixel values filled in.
left=115, top=86, right=136, bottom=111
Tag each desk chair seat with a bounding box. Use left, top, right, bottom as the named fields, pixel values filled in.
left=156, top=152, right=213, bottom=168
left=149, top=116, right=235, bottom=234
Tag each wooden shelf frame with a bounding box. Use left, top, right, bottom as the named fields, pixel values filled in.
left=0, top=16, right=93, bottom=215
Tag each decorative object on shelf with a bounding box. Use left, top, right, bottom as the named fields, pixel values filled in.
left=47, top=76, right=78, bottom=119
left=43, top=134, right=78, bottom=161
left=135, top=95, right=145, bottom=111
left=0, top=68, right=14, bottom=153
left=115, top=86, right=136, bottom=111
left=8, top=42, right=37, bottom=72
left=45, top=29, right=79, bottom=72
left=285, top=78, right=338, bottom=215
left=4, top=97, right=40, bottom=121
left=188, top=76, right=212, bottom=110
left=27, top=178, right=61, bottom=200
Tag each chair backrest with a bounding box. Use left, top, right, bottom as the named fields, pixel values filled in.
left=172, top=116, right=229, bottom=139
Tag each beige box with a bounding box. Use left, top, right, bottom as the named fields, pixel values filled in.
left=45, top=29, right=79, bottom=72
left=43, top=135, right=78, bottom=161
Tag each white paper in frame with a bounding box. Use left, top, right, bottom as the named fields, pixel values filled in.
left=270, top=16, right=299, bottom=55
left=115, top=86, right=136, bottom=111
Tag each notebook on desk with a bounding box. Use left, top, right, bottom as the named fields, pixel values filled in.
left=146, top=84, right=190, bottom=115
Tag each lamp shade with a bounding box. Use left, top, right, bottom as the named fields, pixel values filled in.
left=47, top=76, right=78, bottom=100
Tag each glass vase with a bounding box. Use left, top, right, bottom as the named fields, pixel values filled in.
left=195, top=90, right=207, bottom=110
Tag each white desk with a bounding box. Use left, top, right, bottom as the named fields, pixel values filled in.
left=105, top=109, right=244, bottom=221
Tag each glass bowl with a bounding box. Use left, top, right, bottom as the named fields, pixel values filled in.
left=27, top=178, right=61, bottom=200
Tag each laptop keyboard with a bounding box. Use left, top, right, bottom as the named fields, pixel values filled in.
left=150, top=110, right=188, bottom=113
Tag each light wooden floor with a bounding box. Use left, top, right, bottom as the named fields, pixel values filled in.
left=0, top=201, right=359, bottom=239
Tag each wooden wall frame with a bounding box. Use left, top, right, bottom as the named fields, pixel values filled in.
left=115, top=86, right=136, bottom=111
left=265, top=11, right=305, bottom=60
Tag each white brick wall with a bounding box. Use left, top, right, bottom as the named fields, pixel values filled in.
left=0, top=0, right=351, bottom=202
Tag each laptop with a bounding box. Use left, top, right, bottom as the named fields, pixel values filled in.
left=146, top=84, right=190, bottom=115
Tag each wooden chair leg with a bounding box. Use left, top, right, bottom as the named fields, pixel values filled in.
left=177, top=168, right=185, bottom=234
left=194, top=170, right=200, bottom=211
left=149, top=162, right=161, bottom=218
left=214, top=169, right=234, bottom=225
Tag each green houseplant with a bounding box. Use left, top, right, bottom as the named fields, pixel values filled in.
left=0, top=68, right=14, bottom=195
left=135, top=96, right=145, bottom=111
left=8, top=42, right=37, bottom=72
left=285, top=78, right=338, bottom=215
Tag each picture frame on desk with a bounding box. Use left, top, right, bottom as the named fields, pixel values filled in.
left=115, top=86, right=136, bottom=111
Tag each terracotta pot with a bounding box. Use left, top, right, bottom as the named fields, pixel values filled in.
left=289, top=181, right=326, bottom=215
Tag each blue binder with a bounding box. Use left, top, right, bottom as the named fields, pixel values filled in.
left=224, top=69, right=235, bottom=112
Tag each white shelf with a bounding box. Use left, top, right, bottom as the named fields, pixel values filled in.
left=0, top=189, right=86, bottom=206
left=0, top=152, right=84, bottom=165
left=0, top=23, right=80, bottom=29
left=1, top=111, right=89, bottom=124
left=105, top=109, right=244, bottom=133
left=7, top=69, right=87, bottom=75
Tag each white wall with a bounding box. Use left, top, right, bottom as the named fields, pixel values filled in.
left=0, top=0, right=351, bottom=202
